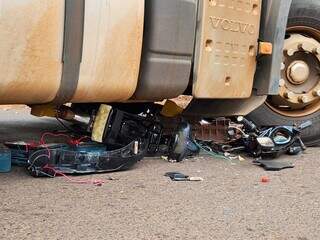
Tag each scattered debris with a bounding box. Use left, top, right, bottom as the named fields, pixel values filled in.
left=168, top=122, right=199, bottom=162
left=2, top=104, right=309, bottom=180
left=40, top=166, right=105, bottom=186
left=260, top=176, right=270, bottom=183
left=253, top=159, right=295, bottom=171
left=236, top=117, right=311, bottom=159
left=161, top=155, right=169, bottom=161
left=28, top=141, right=144, bottom=177
left=192, top=118, right=231, bottom=143
left=5, top=141, right=33, bottom=166
left=0, top=145, right=11, bottom=173
left=164, top=172, right=204, bottom=182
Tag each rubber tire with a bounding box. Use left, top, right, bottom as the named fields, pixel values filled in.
left=248, top=0, right=320, bottom=146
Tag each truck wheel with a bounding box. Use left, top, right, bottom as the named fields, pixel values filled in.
left=249, top=0, right=320, bottom=146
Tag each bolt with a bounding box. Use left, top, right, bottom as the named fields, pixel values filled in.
left=279, top=79, right=286, bottom=87
left=209, top=0, right=217, bottom=6
left=298, top=95, right=308, bottom=103
left=284, top=91, right=294, bottom=99
left=280, top=63, right=285, bottom=71
left=313, top=90, right=320, bottom=97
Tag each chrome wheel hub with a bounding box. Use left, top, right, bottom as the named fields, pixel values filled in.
left=272, top=33, right=320, bottom=109
left=287, top=60, right=310, bottom=85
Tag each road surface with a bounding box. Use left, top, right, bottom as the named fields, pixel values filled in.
left=0, top=108, right=319, bottom=240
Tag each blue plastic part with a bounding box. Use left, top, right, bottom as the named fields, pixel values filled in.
left=0, top=146, right=11, bottom=173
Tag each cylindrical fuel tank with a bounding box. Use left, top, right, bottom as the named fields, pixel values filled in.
left=71, top=0, right=144, bottom=103
left=0, top=0, right=65, bottom=104
left=0, top=0, right=144, bottom=104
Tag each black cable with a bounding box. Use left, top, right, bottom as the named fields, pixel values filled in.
left=55, top=117, right=89, bottom=136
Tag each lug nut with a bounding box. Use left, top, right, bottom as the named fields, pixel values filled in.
left=287, top=49, right=295, bottom=56
left=284, top=91, right=294, bottom=99
left=279, top=79, right=286, bottom=87
left=313, top=90, right=320, bottom=97
left=313, top=47, right=320, bottom=55
left=288, top=61, right=310, bottom=84
left=280, top=63, right=285, bottom=71
left=298, top=96, right=308, bottom=103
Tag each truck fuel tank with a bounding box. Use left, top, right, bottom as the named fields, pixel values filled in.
left=0, top=0, right=144, bottom=104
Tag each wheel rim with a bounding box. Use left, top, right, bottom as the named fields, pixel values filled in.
left=266, top=26, right=320, bottom=118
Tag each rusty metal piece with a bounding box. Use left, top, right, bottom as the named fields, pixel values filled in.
left=258, top=42, right=273, bottom=55
left=31, top=104, right=58, bottom=118
left=193, top=0, right=262, bottom=99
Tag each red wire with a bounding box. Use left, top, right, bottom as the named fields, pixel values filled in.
left=28, top=132, right=104, bottom=186
left=26, top=132, right=90, bottom=156
left=42, top=165, right=104, bottom=186
left=40, top=132, right=73, bottom=145
left=69, top=136, right=91, bottom=145
left=25, top=141, right=40, bottom=153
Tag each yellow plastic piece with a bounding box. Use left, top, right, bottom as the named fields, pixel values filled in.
left=161, top=100, right=184, bottom=117
left=91, top=104, right=112, bottom=143
left=31, top=104, right=57, bottom=117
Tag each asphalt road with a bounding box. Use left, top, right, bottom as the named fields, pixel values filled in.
left=0, top=108, right=319, bottom=240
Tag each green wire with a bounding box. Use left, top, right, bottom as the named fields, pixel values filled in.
left=193, top=140, right=231, bottom=161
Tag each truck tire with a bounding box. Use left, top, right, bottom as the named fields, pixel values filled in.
left=248, top=0, right=320, bottom=146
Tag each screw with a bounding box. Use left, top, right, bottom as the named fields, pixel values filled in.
left=209, top=0, right=217, bottom=6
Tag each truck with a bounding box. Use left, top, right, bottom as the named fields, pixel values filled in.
left=0, top=0, right=319, bottom=146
